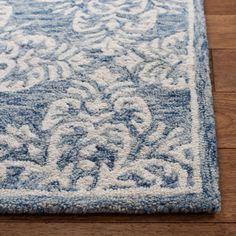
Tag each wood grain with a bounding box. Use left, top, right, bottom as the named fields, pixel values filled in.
left=0, top=149, right=235, bottom=223
left=213, top=50, right=236, bottom=92
left=214, top=93, right=236, bottom=148
left=1, top=223, right=236, bottom=236
left=206, top=15, right=236, bottom=49
left=209, top=49, right=215, bottom=91
left=205, top=0, right=236, bottom=15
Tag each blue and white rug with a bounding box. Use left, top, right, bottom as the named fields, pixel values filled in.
left=0, top=0, right=220, bottom=213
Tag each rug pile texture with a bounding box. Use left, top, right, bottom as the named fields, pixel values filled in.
left=0, top=0, right=220, bottom=213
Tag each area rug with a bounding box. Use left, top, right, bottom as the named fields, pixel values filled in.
left=0, top=0, right=220, bottom=213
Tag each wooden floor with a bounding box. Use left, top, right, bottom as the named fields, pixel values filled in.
left=1, top=1, right=236, bottom=235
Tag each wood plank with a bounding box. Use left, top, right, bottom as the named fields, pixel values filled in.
left=206, top=15, right=236, bottom=49
left=1, top=223, right=236, bottom=236
left=213, top=50, right=236, bottom=92
left=214, top=93, right=236, bottom=148
left=205, top=0, right=236, bottom=15
left=0, top=149, right=234, bottom=223
left=209, top=49, right=215, bottom=91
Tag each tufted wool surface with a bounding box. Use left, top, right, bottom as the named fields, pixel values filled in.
left=0, top=0, right=220, bottom=214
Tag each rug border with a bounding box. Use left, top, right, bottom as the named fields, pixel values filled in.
left=0, top=0, right=221, bottom=214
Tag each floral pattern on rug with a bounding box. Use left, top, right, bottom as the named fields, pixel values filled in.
left=0, top=0, right=220, bottom=213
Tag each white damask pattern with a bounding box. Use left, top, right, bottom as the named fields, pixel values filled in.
left=0, top=0, right=208, bottom=203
